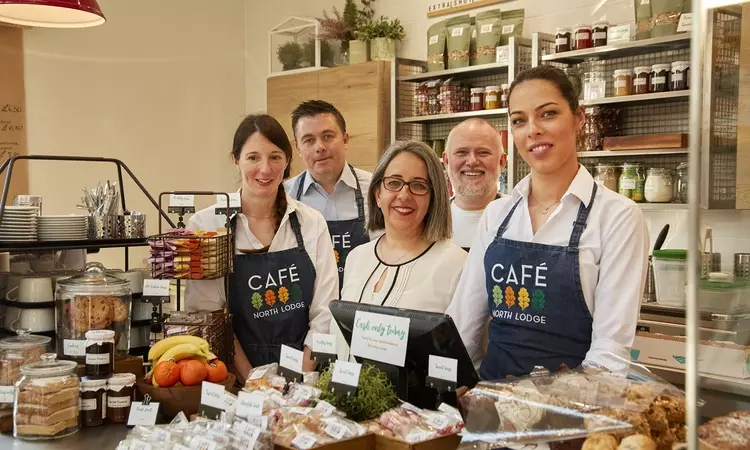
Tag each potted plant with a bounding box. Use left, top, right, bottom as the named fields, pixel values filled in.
left=370, top=15, right=405, bottom=61
left=301, top=38, right=334, bottom=67
left=349, top=0, right=375, bottom=64
left=276, top=41, right=303, bottom=71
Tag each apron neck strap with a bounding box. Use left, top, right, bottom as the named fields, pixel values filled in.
left=496, top=197, right=523, bottom=237
left=296, top=165, right=366, bottom=222
left=568, top=182, right=598, bottom=247
left=295, top=171, right=307, bottom=201
left=229, top=207, right=305, bottom=250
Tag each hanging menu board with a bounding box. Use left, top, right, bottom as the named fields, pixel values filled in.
left=0, top=26, right=28, bottom=197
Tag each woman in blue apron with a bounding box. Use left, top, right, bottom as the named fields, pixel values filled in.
left=447, top=66, right=649, bottom=380
left=184, top=114, right=339, bottom=380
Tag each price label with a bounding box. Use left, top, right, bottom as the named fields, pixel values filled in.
left=238, top=428, right=260, bottom=449
left=143, top=279, right=170, bottom=297
left=314, top=400, right=335, bottom=416
left=127, top=401, right=160, bottom=426
left=169, top=194, right=195, bottom=208
left=429, top=35, right=439, bottom=45
left=280, top=344, right=304, bottom=374
left=331, top=360, right=362, bottom=387
left=236, top=390, right=264, bottom=418
left=495, top=46, right=509, bottom=65
left=247, top=415, right=270, bottom=430
left=190, top=436, right=218, bottom=450
left=451, top=27, right=463, bottom=37
left=325, top=421, right=347, bottom=439
left=201, top=381, right=226, bottom=410
left=427, top=414, right=450, bottom=429
left=290, top=407, right=313, bottom=415
left=677, top=13, right=692, bottom=33
left=223, top=392, right=237, bottom=410
left=291, top=434, right=317, bottom=450
left=608, top=24, right=633, bottom=44
left=152, top=428, right=172, bottom=442
left=405, top=430, right=432, bottom=443
left=128, top=439, right=152, bottom=450
left=480, top=23, right=493, bottom=34
left=428, top=355, right=458, bottom=383
left=0, top=386, right=14, bottom=404
left=312, top=333, right=336, bottom=354
left=502, top=24, right=515, bottom=34
left=63, top=339, right=86, bottom=357
left=216, top=193, right=241, bottom=209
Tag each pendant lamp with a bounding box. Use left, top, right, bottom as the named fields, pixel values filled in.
left=0, top=0, right=105, bottom=28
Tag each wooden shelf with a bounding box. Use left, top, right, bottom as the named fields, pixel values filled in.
left=542, top=34, right=691, bottom=64
left=638, top=203, right=688, bottom=211
left=397, top=61, right=508, bottom=82
left=581, top=91, right=690, bottom=106
left=578, top=148, right=688, bottom=158
left=0, top=237, right=148, bottom=252
left=398, top=108, right=508, bottom=124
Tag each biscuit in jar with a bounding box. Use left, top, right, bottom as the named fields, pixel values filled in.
left=112, top=298, right=128, bottom=322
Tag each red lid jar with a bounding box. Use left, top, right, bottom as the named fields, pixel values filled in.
left=574, top=25, right=593, bottom=50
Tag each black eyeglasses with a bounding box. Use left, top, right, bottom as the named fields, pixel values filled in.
left=381, top=177, right=431, bottom=196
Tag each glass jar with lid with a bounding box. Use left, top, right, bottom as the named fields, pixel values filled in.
left=14, top=353, right=79, bottom=440
left=485, top=86, right=501, bottom=109
left=582, top=107, right=603, bottom=152
left=55, top=262, right=132, bottom=363
left=555, top=27, right=572, bottom=53
left=613, top=69, right=633, bottom=96
left=619, top=164, right=646, bottom=202
left=592, top=21, right=609, bottom=47
left=0, top=330, right=50, bottom=411
left=573, top=24, right=593, bottom=50
left=470, top=88, right=485, bottom=111
left=594, top=164, right=619, bottom=192
left=645, top=168, right=674, bottom=203
left=674, top=162, right=688, bottom=203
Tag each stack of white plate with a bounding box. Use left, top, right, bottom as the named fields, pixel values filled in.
left=38, top=215, right=88, bottom=241
left=0, top=206, right=39, bottom=241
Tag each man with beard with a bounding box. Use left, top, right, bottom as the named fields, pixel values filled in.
left=443, top=118, right=507, bottom=252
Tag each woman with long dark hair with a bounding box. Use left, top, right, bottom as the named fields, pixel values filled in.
left=185, top=114, right=338, bottom=380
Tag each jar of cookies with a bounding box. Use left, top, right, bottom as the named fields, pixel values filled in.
left=0, top=330, right=50, bottom=412
left=54, top=262, right=132, bottom=364
left=14, top=353, right=79, bottom=440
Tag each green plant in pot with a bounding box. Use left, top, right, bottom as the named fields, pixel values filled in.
left=301, top=38, right=335, bottom=68
left=370, top=15, right=405, bottom=61
left=277, top=41, right=303, bottom=71
left=349, top=0, right=375, bottom=64
left=316, top=363, right=398, bottom=422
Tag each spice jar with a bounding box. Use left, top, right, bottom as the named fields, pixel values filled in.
left=574, top=25, right=593, bottom=50
left=470, top=88, right=485, bottom=111
left=614, top=69, right=633, bottom=97
left=80, top=377, right=107, bottom=427
left=645, top=168, right=674, bottom=203
left=485, top=86, right=500, bottom=109
left=107, top=373, right=135, bottom=424
left=619, top=164, right=646, bottom=202
left=500, top=84, right=509, bottom=109
left=671, top=61, right=690, bottom=91
left=14, top=353, right=79, bottom=440
left=651, top=64, right=671, bottom=93
left=633, top=66, right=651, bottom=95
left=555, top=27, right=572, bottom=53
left=594, top=164, right=619, bottom=192
left=674, top=162, right=688, bottom=203
left=84, top=330, right=114, bottom=379
left=592, top=21, right=609, bottom=47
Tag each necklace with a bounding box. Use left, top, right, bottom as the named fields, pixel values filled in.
left=246, top=213, right=275, bottom=219
left=531, top=198, right=561, bottom=215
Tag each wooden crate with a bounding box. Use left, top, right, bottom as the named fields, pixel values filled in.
left=276, top=434, right=375, bottom=450
left=372, top=433, right=461, bottom=450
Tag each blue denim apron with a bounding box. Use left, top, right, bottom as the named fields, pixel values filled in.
left=480, top=183, right=597, bottom=380
left=228, top=212, right=316, bottom=367
left=296, top=164, right=369, bottom=294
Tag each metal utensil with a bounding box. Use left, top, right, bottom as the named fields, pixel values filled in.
left=644, top=224, right=670, bottom=303
left=654, top=224, right=670, bottom=252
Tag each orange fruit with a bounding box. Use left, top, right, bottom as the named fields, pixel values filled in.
left=180, top=359, right=208, bottom=386
left=153, top=361, right=181, bottom=388
left=205, top=360, right=228, bottom=383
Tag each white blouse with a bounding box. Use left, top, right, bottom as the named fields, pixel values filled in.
left=183, top=193, right=339, bottom=348
left=332, top=237, right=468, bottom=360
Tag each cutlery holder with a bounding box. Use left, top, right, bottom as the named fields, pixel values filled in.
left=88, top=215, right=119, bottom=239
left=117, top=214, right=146, bottom=239
left=735, top=253, right=750, bottom=279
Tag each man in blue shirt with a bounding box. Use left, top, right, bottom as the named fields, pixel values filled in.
left=284, top=100, right=373, bottom=293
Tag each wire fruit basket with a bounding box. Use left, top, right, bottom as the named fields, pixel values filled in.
left=163, top=310, right=234, bottom=367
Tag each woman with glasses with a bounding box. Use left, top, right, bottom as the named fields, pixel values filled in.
left=335, top=140, right=466, bottom=340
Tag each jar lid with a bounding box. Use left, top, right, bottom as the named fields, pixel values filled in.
left=485, top=85, right=500, bottom=91
left=647, top=167, right=668, bottom=174
left=20, top=353, right=77, bottom=377
left=593, top=21, right=609, bottom=27
left=108, top=373, right=136, bottom=388
left=614, top=69, right=633, bottom=76
left=595, top=164, right=618, bottom=169
left=574, top=24, right=591, bottom=29
left=634, top=66, right=652, bottom=74
left=500, top=83, right=509, bottom=89
left=85, top=329, right=116, bottom=342
left=57, top=262, right=129, bottom=296
left=0, top=329, right=51, bottom=350
left=556, top=27, right=571, bottom=33
left=81, top=376, right=109, bottom=389
left=470, top=88, right=485, bottom=93
left=672, top=61, right=690, bottom=69
left=652, top=64, right=672, bottom=71
left=622, top=163, right=643, bottom=168
left=653, top=249, right=688, bottom=260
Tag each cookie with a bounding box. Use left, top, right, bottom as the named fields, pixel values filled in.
left=112, top=299, right=128, bottom=322
left=645, top=405, right=669, bottom=432
left=89, top=296, right=113, bottom=328
left=70, top=297, right=91, bottom=333
left=582, top=433, right=617, bottom=450
left=617, top=434, right=657, bottom=450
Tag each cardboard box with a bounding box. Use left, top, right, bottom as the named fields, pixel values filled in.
left=631, top=332, right=750, bottom=379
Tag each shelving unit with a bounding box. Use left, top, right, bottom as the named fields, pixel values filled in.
left=540, top=34, right=691, bottom=64
left=580, top=90, right=690, bottom=106
left=578, top=148, right=688, bottom=158
left=391, top=37, right=532, bottom=189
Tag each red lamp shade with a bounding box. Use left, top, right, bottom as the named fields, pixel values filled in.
left=0, top=0, right=105, bottom=28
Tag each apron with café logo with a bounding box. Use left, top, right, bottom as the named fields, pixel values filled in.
left=480, top=183, right=597, bottom=380
left=295, top=164, right=369, bottom=294
left=228, top=212, right=316, bottom=367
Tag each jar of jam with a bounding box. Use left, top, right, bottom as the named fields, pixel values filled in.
left=470, top=88, right=485, bottom=111
left=500, top=84, right=509, bottom=109
left=651, top=64, right=671, bottom=93
left=485, top=86, right=500, bottom=109
left=594, top=164, right=619, bottom=192
left=107, top=373, right=135, bottom=424
left=80, top=377, right=107, bottom=427
left=84, top=330, right=114, bottom=380
left=614, top=69, right=633, bottom=97
left=592, top=21, right=609, bottom=47
left=555, top=27, right=572, bottom=53
left=633, top=66, right=651, bottom=95
left=574, top=25, right=593, bottom=50
left=671, top=61, right=690, bottom=91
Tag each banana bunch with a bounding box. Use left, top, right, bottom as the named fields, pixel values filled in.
left=147, top=335, right=217, bottom=386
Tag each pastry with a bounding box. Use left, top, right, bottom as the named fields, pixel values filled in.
left=494, top=380, right=548, bottom=432
left=645, top=405, right=669, bottom=432
left=15, top=416, right=78, bottom=437
left=698, top=411, right=750, bottom=450
left=112, top=298, right=128, bottom=322
left=582, top=433, right=617, bottom=450
left=15, top=396, right=78, bottom=416
left=15, top=405, right=78, bottom=426
left=585, top=408, right=650, bottom=438
left=650, top=395, right=685, bottom=423
left=617, top=434, right=657, bottom=450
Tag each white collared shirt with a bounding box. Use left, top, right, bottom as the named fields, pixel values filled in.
left=183, top=193, right=339, bottom=348
left=446, top=166, right=649, bottom=372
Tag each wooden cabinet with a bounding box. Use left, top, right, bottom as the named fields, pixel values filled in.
left=267, top=61, right=390, bottom=176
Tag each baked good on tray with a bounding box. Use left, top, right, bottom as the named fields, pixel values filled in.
left=698, top=410, right=750, bottom=450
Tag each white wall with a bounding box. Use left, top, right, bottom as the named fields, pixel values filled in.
left=23, top=0, right=247, bottom=269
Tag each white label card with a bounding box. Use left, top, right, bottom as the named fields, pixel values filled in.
left=502, top=24, right=515, bottom=34
left=143, top=279, right=170, bottom=297
left=280, top=344, right=304, bottom=374
left=128, top=439, right=153, bottom=450
left=63, top=339, right=86, bottom=357
left=312, top=332, right=336, bottom=354
left=677, top=13, right=692, bottom=33
left=200, top=381, right=226, bottom=410
left=428, top=355, right=458, bottom=383
left=127, top=401, right=160, bottom=426
left=246, top=415, right=270, bottom=430
left=223, top=392, right=237, bottom=410
left=236, top=390, right=265, bottom=418
left=0, top=386, right=14, bottom=404
left=314, top=400, right=335, bottom=416
left=190, top=436, right=218, bottom=450
left=429, top=35, right=439, bottom=45
left=325, top=421, right=348, bottom=440
left=496, top=46, right=509, bottom=65
left=641, top=0, right=650, bottom=4
left=427, top=414, right=450, bottom=429
left=331, top=360, right=362, bottom=387
left=291, top=434, right=317, bottom=450
left=350, top=311, right=410, bottom=367
left=451, top=27, right=463, bottom=37
left=169, top=194, right=195, bottom=208
left=608, top=24, right=632, bottom=43
left=238, top=428, right=260, bottom=450
left=216, top=193, right=241, bottom=209
left=480, top=23, right=493, bottom=34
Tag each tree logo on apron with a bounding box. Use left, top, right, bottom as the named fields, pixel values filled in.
left=489, top=262, right=549, bottom=324
left=247, top=265, right=305, bottom=318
